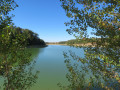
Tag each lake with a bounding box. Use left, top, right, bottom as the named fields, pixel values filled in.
left=29, top=45, right=84, bottom=90
left=0, top=45, right=119, bottom=90
left=0, top=45, right=83, bottom=90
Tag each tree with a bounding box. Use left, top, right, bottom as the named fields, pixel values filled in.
left=0, top=0, right=18, bottom=29
left=59, top=48, right=120, bottom=89
left=0, top=0, right=18, bottom=52
left=59, top=0, right=120, bottom=89
left=60, top=0, right=120, bottom=47
left=0, top=1, right=40, bottom=89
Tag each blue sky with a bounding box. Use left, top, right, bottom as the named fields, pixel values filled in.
left=11, top=0, right=93, bottom=42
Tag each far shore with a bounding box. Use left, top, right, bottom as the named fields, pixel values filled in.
left=26, top=43, right=97, bottom=48
left=47, top=44, right=67, bottom=45
left=47, top=43, right=96, bottom=47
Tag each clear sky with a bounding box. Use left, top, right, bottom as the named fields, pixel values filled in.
left=11, top=0, right=93, bottom=42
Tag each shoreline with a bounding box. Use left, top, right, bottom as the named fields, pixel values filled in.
left=47, top=43, right=96, bottom=47
left=26, top=43, right=96, bottom=48
left=46, top=44, right=67, bottom=46
left=27, top=45, right=48, bottom=48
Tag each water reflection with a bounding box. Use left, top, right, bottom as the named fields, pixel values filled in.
left=28, top=48, right=45, bottom=60
left=0, top=48, right=41, bottom=90
left=59, top=46, right=120, bottom=89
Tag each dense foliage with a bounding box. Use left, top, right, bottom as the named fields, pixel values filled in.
left=6, top=26, right=46, bottom=46
left=0, top=26, right=46, bottom=54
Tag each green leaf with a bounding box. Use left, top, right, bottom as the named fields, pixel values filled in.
left=2, top=34, right=4, bottom=37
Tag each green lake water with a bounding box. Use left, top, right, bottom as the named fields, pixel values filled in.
left=29, top=45, right=84, bottom=90
left=0, top=45, right=119, bottom=90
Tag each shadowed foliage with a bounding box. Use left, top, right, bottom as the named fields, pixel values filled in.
left=0, top=0, right=41, bottom=89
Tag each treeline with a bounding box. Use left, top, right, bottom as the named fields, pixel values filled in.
left=58, top=38, right=99, bottom=45
left=0, top=26, right=46, bottom=47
